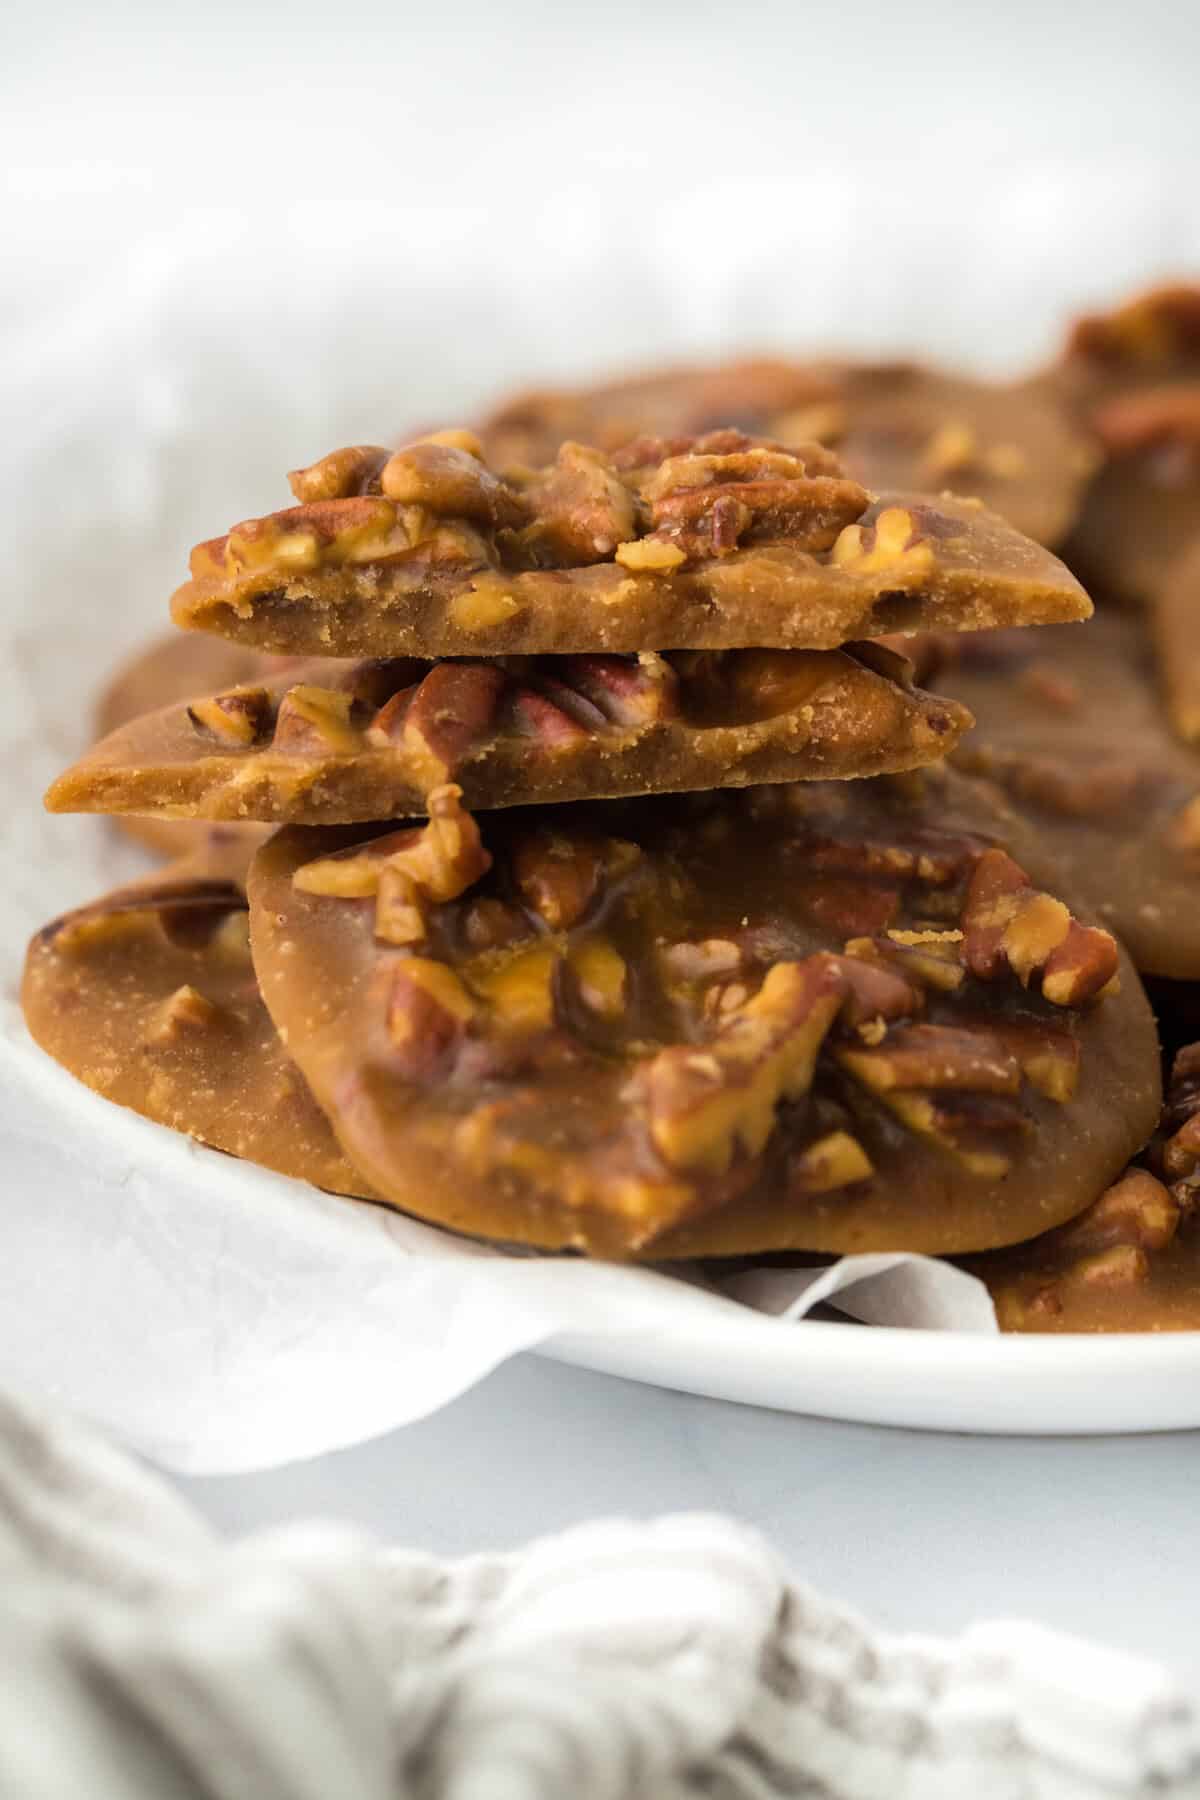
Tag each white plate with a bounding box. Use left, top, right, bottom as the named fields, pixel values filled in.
left=543, top=1320, right=1200, bottom=1438
left=5, top=1004, right=1200, bottom=1470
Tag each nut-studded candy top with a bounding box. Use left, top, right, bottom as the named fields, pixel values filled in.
left=247, top=770, right=1158, bottom=1259
left=47, top=642, right=972, bottom=826
left=172, top=429, right=1090, bottom=659
left=1053, top=282, right=1200, bottom=605
left=927, top=611, right=1200, bottom=980
left=1064, top=283, right=1200, bottom=386
left=479, top=359, right=1095, bottom=551
left=966, top=1040, right=1200, bottom=1333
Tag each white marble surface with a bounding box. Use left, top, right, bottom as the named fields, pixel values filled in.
left=173, top=1352, right=1200, bottom=1685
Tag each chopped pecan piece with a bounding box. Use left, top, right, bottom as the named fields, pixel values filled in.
left=1038, top=923, right=1118, bottom=1006
left=380, top=441, right=526, bottom=527
left=461, top=896, right=533, bottom=953
left=374, top=866, right=427, bottom=947
left=272, top=684, right=361, bottom=754
left=1064, top=1245, right=1150, bottom=1290
left=659, top=938, right=743, bottom=984
left=293, top=785, right=490, bottom=935
left=960, top=849, right=1119, bottom=1006
left=187, top=686, right=273, bottom=746
left=868, top=1089, right=1016, bottom=1179
left=145, top=983, right=224, bottom=1046
left=702, top=980, right=751, bottom=1022
left=569, top=936, right=628, bottom=1017
left=386, top=957, right=477, bottom=1080
left=837, top=1023, right=1021, bottom=1095
left=801, top=832, right=970, bottom=887
left=632, top=431, right=868, bottom=561
left=558, top=653, right=681, bottom=726
left=507, top=686, right=594, bottom=747
left=368, top=660, right=508, bottom=781
left=830, top=505, right=935, bottom=579
left=511, top=831, right=637, bottom=930
left=790, top=1129, right=874, bottom=1193
left=845, top=930, right=966, bottom=994
left=978, top=1015, right=1081, bottom=1103
left=287, top=445, right=390, bottom=502
left=520, top=442, right=639, bottom=564
left=819, top=952, right=921, bottom=1028
left=469, top=942, right=560, bottom=1033
left=614, top=538, right=686, bottom=572
left=223, top=496, right=405, bottom=575
left=1056, top=1169, right=1181, bottom=1257
left=1150, top=1042, right=1200, bottom=1205
left=640, top=958, right=846, bottom=1175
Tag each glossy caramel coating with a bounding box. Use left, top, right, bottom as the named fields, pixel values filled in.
left=248, top=770, right=1157, bottom=1259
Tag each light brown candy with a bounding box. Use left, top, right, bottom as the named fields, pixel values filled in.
left=1155, top=537, right=1200, bottom=743
left=1051, top=284, right=1200, bottom=606
left=21, top=861, right=375, bottom=1201
left=966, top=1041, right=1200, bottom=1331
left=1061, top=283, right=1200, bottom=395
left=49, top=643, right=971, bottom=827
left=927, top=611, right=1200, bottom=979
left=1061, top=384, right=1200, bottom=607
left=172, top=430, right=1090, bottom=659
left=95, top=632, right=289, bottom=865
left=247, top=768, right=1158, bottom=1258
left=480, top=357, right=1093, bottom=549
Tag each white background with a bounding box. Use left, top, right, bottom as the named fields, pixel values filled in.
left=4, top=0, right=1200, bottom=1677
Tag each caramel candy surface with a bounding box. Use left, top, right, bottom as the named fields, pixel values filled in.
left=21, top=860, right=374, bottom=1201
left=481, top=358, right=1092, bottom=549
left=172, top=431, right=1090, bottom=659
left=51, top=643, right=971, bottom=827
left=966, top=1042, right=1200, bottom=1331
left=247, top=769, right=1157, bottom=1258
left=928, top=610, right=1200, bottom=978
left=95, top=632, right=286, bottom=865
left=1053, top=284, right=1200, bottom=605
left=1155, top=537, right=1200, bottom=745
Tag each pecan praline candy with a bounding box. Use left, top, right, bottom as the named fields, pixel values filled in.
left=171, top=431, right=1090, bottom=660
left=479, top=358, right=1094, bottom=550
left=928, top=611, right=1200, bottom=979
left=21, top=861, right=376, bottom=1203
left=49, top=643, right=972, bottom=827
left=247, top=770, right=1159, bottom=1258
left=964, top=1042, right=1200, bottom=1332
left=95, top=632, right=283, bottom=865
left=1052, top=283, right=1200, bottom=606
